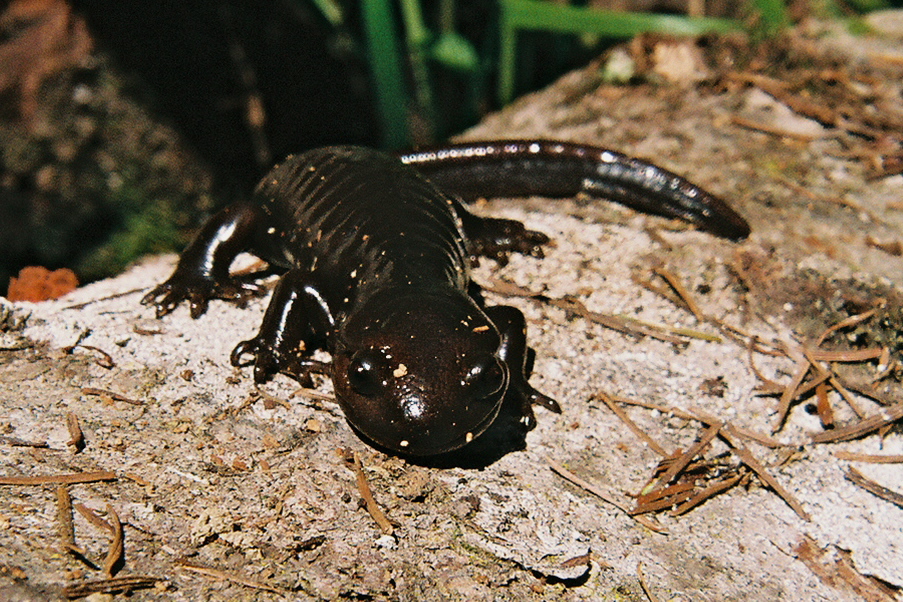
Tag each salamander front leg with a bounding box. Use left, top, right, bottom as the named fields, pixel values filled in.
left=142, top=201, right=267, bottom=318
left=485, top=305, right=561, bottom=432
left=230, top=269, right=334, bottom=384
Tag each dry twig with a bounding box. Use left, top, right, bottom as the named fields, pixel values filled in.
left=64, top=344, right=114, bottom=368
left=651, top=266, right=705, bottom=322
left=828, top=375, right=867, bottom=418
left=546, top=296, right=709, bottom=344
left=612, top=395, right=786, bottom=449
left=547, top=457, right=666, bottom=533
left=637, top=562, right=661, bottom=602
left=806, top=348, right=885, bottom=363
left=0, top=471, right=117, bottom=485
left=724, top=434, right=810, bottom=521
left=484, top=277, right=714, bottom=344
left=609, top=395, right=698, bottom=421
left=632, top=481, right=697, bottom=515
left=729, top=114, right=821, bottom=141
left=593, top=391, right=669, bottom=457
left=74, top=503, right=112, bottom=534
left=814, top=308, right=878, bottom=347
left=62, top=575, right=165, bottom=599
left=66, top=411, right=84, bottom=451
left=844, top=467, right=903, bottom=508
left=815, top=382, right=834, bottom=429
left=103, top=504, right=124, bottom=578
left=653, top=422, right=722, bottom=490
left=0, top=435, right=48, bottom=447
left=774, top=357, right=811, bottom=432
left=811, top=401, right=903, bottom=444
left=81, top=387, right=143, bottom=406
left=347, top=451, right=394, bottom=535
left=56, top=485, right=75, bottom=553
left=723, top=423, right=787, bottom=449
left=834, top=451, right=903, bottom=463
left=177, top=560, right=286, bottom=595
left=671, top=473, right=745, bottom=516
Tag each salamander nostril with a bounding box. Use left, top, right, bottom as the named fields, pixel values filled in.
left=401, top=394, right=426, bottom=420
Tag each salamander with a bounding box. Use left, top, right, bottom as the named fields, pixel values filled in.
left=143, top=140, right=749, bottom=456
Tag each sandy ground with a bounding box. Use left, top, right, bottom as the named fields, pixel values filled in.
left=2, top=24, right=903, bottom=602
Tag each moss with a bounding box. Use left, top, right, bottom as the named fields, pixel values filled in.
left=75, top=190, right=188, bottom=280
left=846, top=17, right=876, bottom=36
left=1, top=54, right=216, bottom=286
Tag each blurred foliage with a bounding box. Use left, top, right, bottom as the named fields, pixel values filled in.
left=76, top=193, right=185, bottom=280
left=0, top=54, right=214, bottom=287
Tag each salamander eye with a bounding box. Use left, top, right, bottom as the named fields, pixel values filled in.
left=464, top=356, right=507, bottom=400
left=348, top=355, right=383, bottom=397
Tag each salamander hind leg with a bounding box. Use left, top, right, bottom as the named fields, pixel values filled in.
left=142, top=201, right=267, bottom=319
left=230, top=269, right=334, bottom=385
left=455, top=200, right=550, bottom=264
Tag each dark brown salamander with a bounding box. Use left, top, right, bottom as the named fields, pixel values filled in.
left=143, top=140, right=749, bottom=456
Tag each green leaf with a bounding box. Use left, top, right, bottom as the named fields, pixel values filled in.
left=430, top=33, right=478, bottom=72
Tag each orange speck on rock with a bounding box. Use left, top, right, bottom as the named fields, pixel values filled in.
left=6, top=266, right=78, bottom=302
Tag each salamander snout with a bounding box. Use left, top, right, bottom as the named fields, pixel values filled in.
left=334, top=345, right=508, bottom=455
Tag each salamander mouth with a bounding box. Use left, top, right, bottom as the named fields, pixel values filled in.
left=348, top=391, right=505, bottom=457
left=432, top=394, right=504, bottom=455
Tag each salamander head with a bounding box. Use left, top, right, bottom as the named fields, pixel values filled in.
left=333, top=289, right=508, bottom=456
